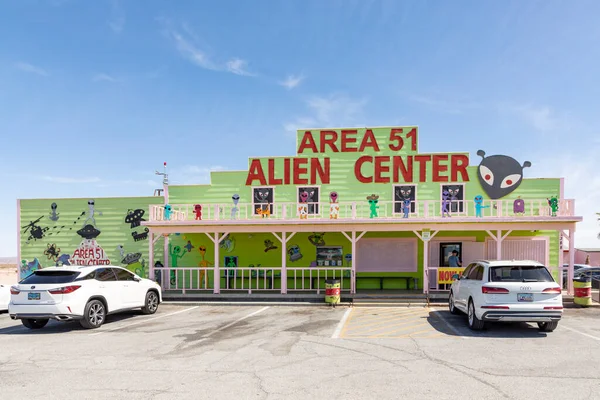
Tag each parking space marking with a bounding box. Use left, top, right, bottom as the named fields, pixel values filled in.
left=90, top=306, right=199, bottom=336
left=429, top=308, right=468, bottom=339
left=560, top=325, right=600, bottom=342
left=338, top=307, right=457, bottom=339
left=331, top=307, right=352, bottom=339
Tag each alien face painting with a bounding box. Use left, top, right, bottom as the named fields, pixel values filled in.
left=441, top=184, right=464, bottom=213
left=253, top=187, right=273, bottom=215
left=477, top=150, right=531, bottom=199
left=394, top=185, right=416, bottom=214
left=298, top=187, right=319, bottom=214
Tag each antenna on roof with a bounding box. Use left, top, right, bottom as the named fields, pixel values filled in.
left=155, top=162, right=169, bottom=186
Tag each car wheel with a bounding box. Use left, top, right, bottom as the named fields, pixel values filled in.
left=467, top=299, right=485, bottom=330
left=537, top=321, right=559, bottom=332
left=80, top=299, right=106, bottom=329
left=141, top=291, right=159, bottom=315
left=21, top=318, right=49, bottom=330
left=449, top=292, right=460, bottom=315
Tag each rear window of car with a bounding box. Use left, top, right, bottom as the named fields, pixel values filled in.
left=19, top=270, right=81, bottom=284
left=489, top=266, right=554, bottom=282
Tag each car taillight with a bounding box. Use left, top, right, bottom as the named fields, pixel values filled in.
left=10, top=287, right=20, bottom=295
left=482, top=286, right=509, bottom=294
left=48, top=285, right=81, bottom=294
left=542, top=287, right=561, bottom=294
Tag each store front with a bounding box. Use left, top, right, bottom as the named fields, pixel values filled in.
left=17, top=126, right=582, bottom=297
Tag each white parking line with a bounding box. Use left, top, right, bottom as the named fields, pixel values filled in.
left=561, top=325, right=600, bottom=342
left=331, top=307, right=352, bottom=339
left=90, top=306, right=199, bottom=336
left=197, top=306, right=270, bottom=341
left=430, top=308, right=468, bottom=339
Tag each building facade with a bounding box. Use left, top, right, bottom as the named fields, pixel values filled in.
left=17, top=127, right=583, bottom=297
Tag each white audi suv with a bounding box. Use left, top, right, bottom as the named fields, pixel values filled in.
left=9, top=265, right=162, bottom=330
left=448, top=260, right=563, bottom=331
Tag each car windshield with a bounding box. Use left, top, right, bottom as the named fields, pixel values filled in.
left=19, top=270, right=81, bottom=284
left=489, top=266, right=554, bottom=282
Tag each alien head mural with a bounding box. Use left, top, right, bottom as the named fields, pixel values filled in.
left=476, top=150, right=531, bottom=199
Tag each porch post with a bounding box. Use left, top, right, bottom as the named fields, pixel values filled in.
left=214, top=232, right=221, bottom=294
left=423, top=239, right=429, bottom=294
left=351, top=232, right=357, bottom=294
left=496, top=229, right=502, bottom=260
left=568, top=227, right=575, bottom=295
left=559, top=231, right=565, bottom=289
left=164, top=234, right=170, bottom=289
left=149, top=232, right=155, bottom=280
left=281, top=232, right=287, bottom=294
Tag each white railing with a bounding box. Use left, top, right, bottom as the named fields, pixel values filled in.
left=148, top=198, right=576, bottom=222
left=153, top=267, right=351, bottom=294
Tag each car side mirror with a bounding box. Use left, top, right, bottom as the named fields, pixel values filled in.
left=133, top=276, right=142, bottom=282
left=452, top=274, right=460, bottom=281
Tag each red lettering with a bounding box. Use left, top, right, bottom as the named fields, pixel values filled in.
left=320, top=130, right=339, bottom=153
left=432, top=155, right=449, bottom=182
left=388, top=128, right=404, bottom=151
left=268, top=159, right=283, bottom=185
left=374, top=156, right=390, bottom=183
left=297, top=131, right=318, bottom=154
left=451, top=154, right=470, bottom=182
left=341, top=130, right=358, bottom=152
left=407, top=128, right=417, bottom=151
left=283, top=158, right=291, bottom=185
left=414, top=155, right=431, bottom=182
left=359, top=129, right=380, bottom=152
left=293, top=158, right=309, bottom=184
left=392, top=156, right=413, bottom=183
left=311, top=157, right=330, bottom=184
left=245, top=159, right=267, bottom=186
left=354, top=156, right=373, bottom=183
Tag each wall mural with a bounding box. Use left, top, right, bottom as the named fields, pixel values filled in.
left=547, top=196, right=559, bottom=217
left=49, top=202, right=60, bottom=222
left=253, top=187, right=273, bottom=216
left=394, top=185, right=416, bottom=214
left=231, top=194, right=240, bottom=219
left=193, top=204, right=203, bottom=220
left=329, top=192, right=339, bottom=219
left=441, top=189, right=451, bottom=218
left=513, top=196, right=525, bottom=215
left=219, top=234, right=236, bottom=253
left=298, top=187, right=319, bottom=214
left=308, top=232, right=326, bottom=246
left=474, top=195, right=491, bottom=218
left=287, top=244, right=303, bottom=262
left=477, top=150, right=532, bottom=199
left=70, top=200, right=110, bottom=267
left=298, top=190, right=309, bottom=219
left=125, top=209, right=146, bottom=228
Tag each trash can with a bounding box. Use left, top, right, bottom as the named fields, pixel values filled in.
left=573, top=276, right=592, bottom=307
left=325, top=279, right=341, bottom=306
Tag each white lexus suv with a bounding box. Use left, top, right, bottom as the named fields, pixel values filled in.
left=449, top=260, right=563, bottom=331
left=9, top=265, right=162, bottom=330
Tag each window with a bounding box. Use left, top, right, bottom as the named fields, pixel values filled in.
left=393, top=185, right=416, bottom=214
left=115, top=268, right=136, bottom=281
left=468, top=265, right=484, bottom=280
left=95, top=268, right=117, bottom=281
left=439, top=242, right=462, bottom=267
left=462, top=264, right=475, bottom=279
left=441, top=184, right=465, bottom=213
left=489, top=265, right=554, bottom=282
left=297, top=186, right=320, bottom=215
left=19, top=270, right=80, bottom=284
left=251, top=187, right=274, bottom=216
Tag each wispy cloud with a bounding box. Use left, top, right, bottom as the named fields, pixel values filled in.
left=108, top=0, right=126, bottom=33
left=41, top=176, right=102, bottom=184
left=283, top=93, right=368, bottom=135
left=169, top=165, right=226, bottom=185
left=279, top=74, right=304, bottom=89
left=92, top=73, right=119, bottom=83
left=14, top=62, right=49, bottom=76
left=410, top=94, right=481, bottom=114
left=226, top=58, right=254, bottom=76
left=161, top=21, right=255, bottom=77
left=510, top=104, right=559, bottom=132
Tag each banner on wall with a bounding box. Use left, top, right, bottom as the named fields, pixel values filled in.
left=438, top=267, right=465, bottom=284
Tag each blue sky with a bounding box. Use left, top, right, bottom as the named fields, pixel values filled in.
left=1, top=0, right=599, bottom=256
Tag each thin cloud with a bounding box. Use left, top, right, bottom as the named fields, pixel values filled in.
left=283, top=93, right=368, bottom=136
left=410, top=95, right=481, bottom=114
left=92, top=73, right=119, bottom=83
left=169, top=165, right=226, bottom=185
left=42, top=176, right=102, bottom=184
left=161, top=22, right=254, bottom=77
left=279, top=74, right=304, bottom=89
left=15, top=62, right=49, bottom=76
left=108, top=0, right=126, bottom=33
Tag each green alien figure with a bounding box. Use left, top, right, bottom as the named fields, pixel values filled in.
left=169, top=243, right=187, bottom=285
left=547, top=196, right=559, bottom=217
left=367, top=194, right=379, bottom=218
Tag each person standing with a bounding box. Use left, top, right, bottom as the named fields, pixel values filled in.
left=448, top=250, right=462, bottom=268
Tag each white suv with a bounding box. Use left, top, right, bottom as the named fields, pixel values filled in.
left=9, top=265, right=162, bottom=330
left=448, top=260, right=563, bottom=331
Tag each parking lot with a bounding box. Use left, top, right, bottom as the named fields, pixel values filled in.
left=1, top=304, right=600, bottom=400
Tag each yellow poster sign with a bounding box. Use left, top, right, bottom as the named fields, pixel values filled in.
left=438, top=267, right=465, bottom=284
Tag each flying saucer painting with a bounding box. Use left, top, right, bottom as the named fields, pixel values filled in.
left=125, top=209, right=146, bottom=228
left=122, top=252, right=142, bottom=265
left=77, top=224, right=101, bottom=239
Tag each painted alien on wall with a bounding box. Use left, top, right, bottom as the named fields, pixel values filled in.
left=477, top=150, right=532, bottom=199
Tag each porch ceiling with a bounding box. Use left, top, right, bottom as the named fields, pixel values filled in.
left=141, top=216, right=580, bottom=234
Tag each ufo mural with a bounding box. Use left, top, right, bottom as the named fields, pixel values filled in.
left=125, top=209, right=146, bottom=228
left=77, top=224, right=101, bottom=239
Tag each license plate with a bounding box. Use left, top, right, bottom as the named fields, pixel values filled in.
left=28, top=292, right=41, bottom=300
left=517, top=293, right=533, bottom=302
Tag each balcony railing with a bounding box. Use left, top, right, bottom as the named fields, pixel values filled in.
left=149, top=198, right=575, bottom=222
